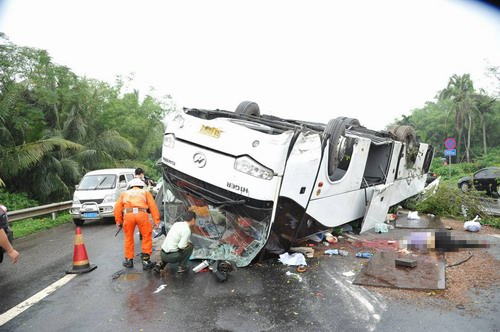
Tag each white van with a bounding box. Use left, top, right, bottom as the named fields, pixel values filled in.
left=70, top=168, right=135, bottom=226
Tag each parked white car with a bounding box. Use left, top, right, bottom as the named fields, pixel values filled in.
left=70, top=168, right=135, bottom=226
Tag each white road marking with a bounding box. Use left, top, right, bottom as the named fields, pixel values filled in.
left=0, top=274, right=77, bottom=326
left=325, top=270, right=385, bottom=332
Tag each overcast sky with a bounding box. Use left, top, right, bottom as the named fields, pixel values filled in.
left=0, top=0, right=499, bottom=130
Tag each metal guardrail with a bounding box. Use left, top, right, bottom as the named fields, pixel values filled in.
left=7, top=201, right=73, bottom=222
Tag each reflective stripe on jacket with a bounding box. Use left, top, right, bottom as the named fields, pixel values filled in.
left=114, top=188, right=161, bottom=225
left=122, top=189, right=148, bottom=209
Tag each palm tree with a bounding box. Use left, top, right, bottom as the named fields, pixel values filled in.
left=439, top=74, right=478, bottom=163
left=474, top=93, right=495, bottom=155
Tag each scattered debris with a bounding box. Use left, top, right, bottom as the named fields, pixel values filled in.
left=324, top=249, right=348, bottom=256
left=395, top=258, right=418, bottom=268
left=153, top=284, right=167, bottom=294
left=355, top=252, right=373, bottom=259
left=296, top=265, right=307, bottom=273
left=386, top=213, right=397, bottom=221
left=279, top=252, right=307, bottom=266
left=325, top=232, right=338, bottom=243
left=111, top=269, right=126, bottom=280
left=374, top=223, right=389, bottom=233
left=407, top=211, right=420, bottom=220
left=357, top=220, right=500, bottom=310
left=342, top=271, right=356, bottom=277
left=464, top=215, right=481, bottom=232
left=290, top=247, right=315, bottom=258
left=193, top=260, right=210, bottom=273
left=286, top=271, right=303, bottom=282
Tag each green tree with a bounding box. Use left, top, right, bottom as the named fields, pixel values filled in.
left=439, top=74, right=479, bottom=163
left=0, top=34, right=144, bottom=201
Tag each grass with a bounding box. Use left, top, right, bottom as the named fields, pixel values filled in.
left=10, top=213, right=73, bottom=239
left=404, top=180, right=500, bottom=229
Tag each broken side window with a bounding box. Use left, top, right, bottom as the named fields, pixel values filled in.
left=362, top=143, right=392, bottom=186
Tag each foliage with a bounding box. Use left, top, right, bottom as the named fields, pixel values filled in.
left=0, top=34, right=173, bottom=203
left=391, top=72, right=499, bottom=165
left=10, top=213, right=72, bottom=238
left=429, top=149, right=500, bottom=184
left=404, top=185, right=464, bottom=218
left=0, top=188, right=38, bottom=210
left=404, top=182, right=499, bottom=229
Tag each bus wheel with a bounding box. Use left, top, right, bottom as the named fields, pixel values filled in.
left=389, top=125, right=417, bottom=148
left=235, top=101, right=260, bottom=116
left=324, top=117, right=360, bottom=179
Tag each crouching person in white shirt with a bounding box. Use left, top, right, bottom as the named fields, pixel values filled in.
left=156, top=211, right=196, bottom=274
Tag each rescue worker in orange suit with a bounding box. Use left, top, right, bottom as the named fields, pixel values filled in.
left=114, top=178, right=160, bottom=270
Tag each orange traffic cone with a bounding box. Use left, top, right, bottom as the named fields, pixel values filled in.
left=66, top=227, right=97, bottom=274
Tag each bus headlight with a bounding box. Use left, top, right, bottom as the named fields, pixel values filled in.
left=164, top=134, right=175, bottom=148
left=234, top=156, right=273, bottom=180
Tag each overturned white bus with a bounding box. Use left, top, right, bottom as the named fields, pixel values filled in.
left=159, top=101, right=434, bottom=267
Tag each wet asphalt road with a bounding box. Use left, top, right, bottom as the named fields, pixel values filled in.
left=0, top=220, right=499, bottom=332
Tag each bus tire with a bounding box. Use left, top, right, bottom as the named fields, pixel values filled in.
left=235, top=101, right=260, bottom=116
left=324, top=117, right=360, bottom=178
left=389, top=125, right=417, bottom=147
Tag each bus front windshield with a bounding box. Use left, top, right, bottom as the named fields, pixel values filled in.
left=161, top=181, right=273, bottom=267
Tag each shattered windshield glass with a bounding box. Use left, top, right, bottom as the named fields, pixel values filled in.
left=161, top=181, right=272, bottom=267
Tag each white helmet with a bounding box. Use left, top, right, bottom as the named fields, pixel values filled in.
left=128, top=178, right=146, bottom=189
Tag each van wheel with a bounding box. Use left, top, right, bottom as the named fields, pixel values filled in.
left=73, top=219, right=84, bottom=226
left=235, top=101, right=260, bottom=116
left=324, top=117, right=360, bottom=179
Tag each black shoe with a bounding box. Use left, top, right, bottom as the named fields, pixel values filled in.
left=153, top=262, right=165, bottom=273
left=177, top=266, right=189, bottom=273
left=143, top=260, right=156, bottom=270
left=123, top=258, right=133, bottom=268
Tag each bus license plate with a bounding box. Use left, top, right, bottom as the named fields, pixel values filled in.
left=199, top=125, right=221, bottom=138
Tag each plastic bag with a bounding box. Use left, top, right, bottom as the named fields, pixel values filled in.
left=407, top=211, right=420, bottom=220
left=374, top=223, right=389, bottom=233
left=464, top=215, right=481, bottom=232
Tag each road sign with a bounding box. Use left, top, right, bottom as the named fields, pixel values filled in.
left=444, top=149, right=456, bottom=156
left=444, top=137, right=456, bottom=150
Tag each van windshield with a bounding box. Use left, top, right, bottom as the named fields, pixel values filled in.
left=78, top=175, right=117, bottom=190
